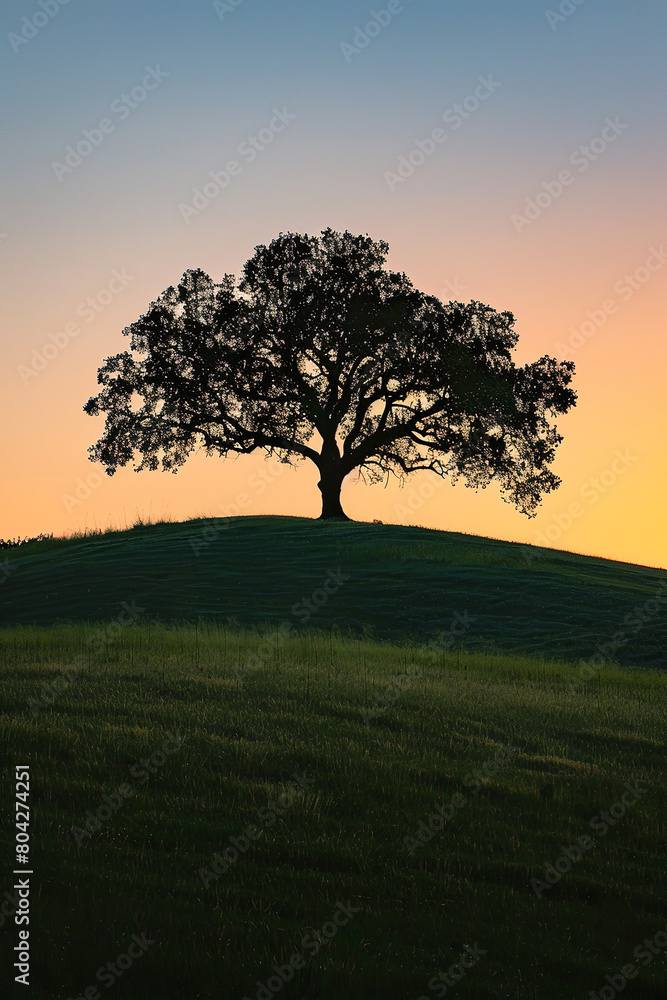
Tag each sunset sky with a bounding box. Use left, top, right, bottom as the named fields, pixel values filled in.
left=2, top=0, right=665, bottom=568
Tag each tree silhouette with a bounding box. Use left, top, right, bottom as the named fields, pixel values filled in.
left=84, top=228, right=576, bottom=521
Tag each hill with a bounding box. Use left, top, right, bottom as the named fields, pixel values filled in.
left=1, top=516, right=665, bottom=667
left=1, top=621, right=665, bottom=999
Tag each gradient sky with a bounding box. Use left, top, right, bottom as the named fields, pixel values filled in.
left=1, top=0, right=665, bottom=568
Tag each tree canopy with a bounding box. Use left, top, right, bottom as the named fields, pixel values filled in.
left=84, top=228, right=576, bottom=520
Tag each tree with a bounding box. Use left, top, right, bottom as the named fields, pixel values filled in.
left=84, top=228, right=576, bottom=521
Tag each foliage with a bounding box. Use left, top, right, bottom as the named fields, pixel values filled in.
left=84, top=229, right=576, bottom=518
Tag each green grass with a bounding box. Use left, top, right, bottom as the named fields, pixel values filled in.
left=1, top=621, right=665, bottom=999
left=1, top=516, right=665, bottom=667
left=1, top=518, right=665, bottom=997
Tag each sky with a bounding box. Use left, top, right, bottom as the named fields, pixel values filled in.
left=1, top=0, right=665, bottom=569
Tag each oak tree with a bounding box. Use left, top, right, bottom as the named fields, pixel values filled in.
left=84, top=229, right=576, bottom=520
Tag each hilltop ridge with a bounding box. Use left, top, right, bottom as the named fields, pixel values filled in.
left=1, top=515, right=665, bottom=667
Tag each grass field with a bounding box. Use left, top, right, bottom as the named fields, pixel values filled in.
left=1, top=516, right=666, bottom=667
left=1, top=519, right=666, bottom=999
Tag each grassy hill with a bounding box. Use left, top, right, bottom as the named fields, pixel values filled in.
left=0, top=623, right=665, bottom=999
left=1, top=515, right=665, bottom=667
left=1, top=517, right=666, bottom=998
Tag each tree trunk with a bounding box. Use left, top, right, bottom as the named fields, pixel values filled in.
left=317, top=470, right=350, bottom=520
left=317, top=438, right=352, bottom=520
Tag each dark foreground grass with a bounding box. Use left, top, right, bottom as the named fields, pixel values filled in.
left=0, top=623, right=665, bottom=1000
